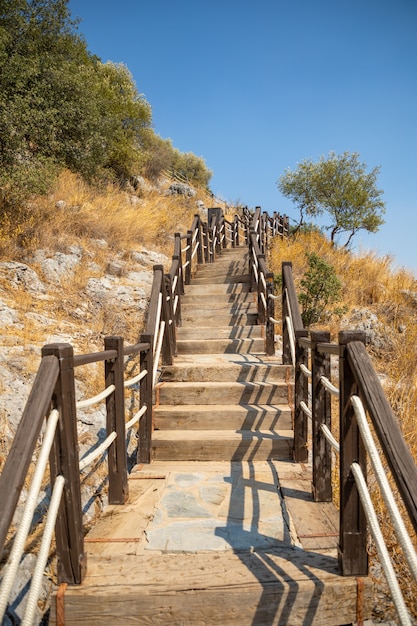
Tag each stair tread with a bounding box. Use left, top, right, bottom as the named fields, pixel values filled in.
left=152, top=429, right=294, bottom=440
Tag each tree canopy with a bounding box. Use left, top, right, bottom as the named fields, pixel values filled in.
left=277, top=151, right=386, bottom=247
left=0, top=0, right=212, bottom=215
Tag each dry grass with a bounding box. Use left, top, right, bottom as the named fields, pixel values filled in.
left=0, top=170, right=218, bottom=258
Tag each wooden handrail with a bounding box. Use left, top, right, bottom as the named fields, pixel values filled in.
left=282, top=256, right=417, bottom=579
left=0, top=355, right=60, bottom=559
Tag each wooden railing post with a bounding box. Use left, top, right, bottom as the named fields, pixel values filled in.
left=164, top=272, right=177, bottom=357
left=195, top=215, right=204, bottom=264
left=338, top=330, right=368, bottom=576
left=42, top=343, right=86, bottom=585
left=265, top=272, right=275, bottom=356
left=104, top=335, right=128, bottom=505
left=137, top=335, right=153, bottom=464
left=294, top=330, right=309, bottom=463
left=257, top=254, right=266, bottom=324
left=282, top=262, right=302, bottom=365
left=311, top=330, right=332, bottom=502
left=185, top=231, right=192, bottom=284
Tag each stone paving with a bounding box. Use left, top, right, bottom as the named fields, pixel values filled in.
left=144, top=461, right=292, bottom=553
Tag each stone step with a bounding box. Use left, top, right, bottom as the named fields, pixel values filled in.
left=176, top=337, right=264, bottom=354
left=154, top=404, right=292, bottom=430
left=151, top=429, right=294, bottom=461
left=161, top=360, right=291, bottom=383
left=176, top=325, right=263, bottom=340
left=156, top=380, right=289, bottom=405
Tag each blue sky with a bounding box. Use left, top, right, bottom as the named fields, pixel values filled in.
left=68, top=0, right=417, bottom=273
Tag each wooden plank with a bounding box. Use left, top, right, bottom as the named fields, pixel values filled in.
left=151, top=429, right=293, bottom=461
left=280, top=478, right=339, bottom=550
left=49, top=549, right=372, bottom=626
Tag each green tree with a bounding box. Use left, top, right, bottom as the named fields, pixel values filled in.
left=278, top=151, right=386, bottom=247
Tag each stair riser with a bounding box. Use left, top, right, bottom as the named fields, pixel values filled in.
left=192, top=274, right=249, bottom=286
left=151, top=439, right=293, bottom=461
left=185, top=284, right=250, bottom=295
left=176, top=338, right=264, bottom=354
left=181, top=313, right=257, bottom=326
left=176, top=327, right=262, bottom=340
left=154, top=409, right=292, bottom=431
left=161, top=363, right=291, bottom=383
left=182, top=293, right=256, bottom=306
left=157, top=384, right=289, bottom=405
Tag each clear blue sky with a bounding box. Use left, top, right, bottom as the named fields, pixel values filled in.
left=68, top=0, right=417, bottom=273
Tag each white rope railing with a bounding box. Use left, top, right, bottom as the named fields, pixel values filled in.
left=285, top=315, right=296, bottom=367
left=320, top=424, right=340, bottom=452
left=181, top=244, right=190, bottom=253
left=192, top=228, right=199, bottom=244
left=173, top=294, right=179, bottom=314
left=124, top=369, right=147, bottom=388
left=351, top=463, right=412, bottom=626
left=253, top=262, right=259, bottom=284
left=320, top=375, right=339, bottom=396
left=153, top=292, right=163, bottom=351
left=300, top=400, right=312, bottom=419
left=153, top=320, right=165, bottom=386
left=351, top=395, right=417, bottom=584
left=260, top=272, right=267, bottom=291
left=172, top=274, right=178, bottom=293
left=0, top=409, right=60, bottom=623
left=300, top=363, right=311, bottom=378
left=269, top=316, right=280, bottom=324
left=126, top=404, right=147, bottom=430
left=260, top=291, right=267, bottom=311
left=191, top=240, right=200, bottom=260
left=269, top=292, right=280, bottom=300
left=79, top=431, right=117, bottom=471
left=76, top=384, right=115, bottom=409
left=22, top=475, right=65, bottom=626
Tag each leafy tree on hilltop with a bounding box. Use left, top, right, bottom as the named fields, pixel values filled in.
left=278, top=151, right=386, bottom=247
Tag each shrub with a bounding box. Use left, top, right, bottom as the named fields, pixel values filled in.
left=299, top=251, right=344, bottom=326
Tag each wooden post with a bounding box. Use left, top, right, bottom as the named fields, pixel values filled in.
left=265, top=272, right=275, bottom=356
left=257, top=254, right=266, bottom=324
left=104, top=336, right=128, bottom=505
left=311, top=331, right=332, bottom=502
left=165, top=273, right=177, bottom=357
left=42, top=343, right=86, bottom=585
left=282, top=262, right=293, bottom=365
left=294, top=330, right=309, bottom=463
left=185, top=231, right=192, bottom=284
left=174, top=232, right=185, bottom=294
left=338, top=330, right=368, bottom=576
left=156, top=266, right=174, bottom=365
left=195, top=215, right=203, bottom=264
left=137, top=335, right=154, bottom=464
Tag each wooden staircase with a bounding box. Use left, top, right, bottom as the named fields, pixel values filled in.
left=48, top=244, right=373, bottom=626
left=152, top=246, right=294, bottom=463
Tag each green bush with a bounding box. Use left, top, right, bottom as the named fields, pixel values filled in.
left=299, top=252, right=345, bottom=326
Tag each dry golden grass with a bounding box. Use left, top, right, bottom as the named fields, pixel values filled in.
left=0, top=170, right=220, bottom=259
